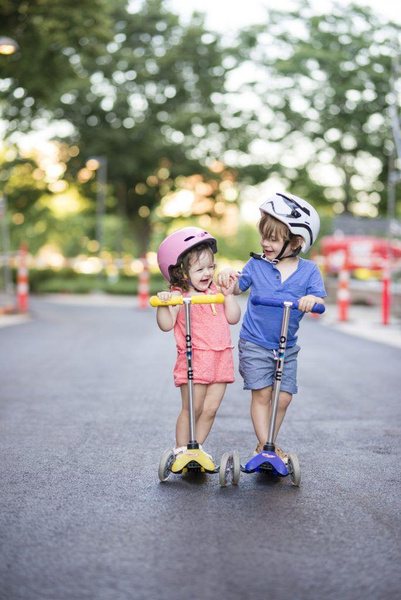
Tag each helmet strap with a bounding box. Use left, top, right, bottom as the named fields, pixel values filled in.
left=273, top=240, right=290, bottom=262
left=262, top=242, right=302, bottom=264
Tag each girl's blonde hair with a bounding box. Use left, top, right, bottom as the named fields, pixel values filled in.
left=169, top=243, right=214, bottom=292
left=259, top=213, right=303, bottom=249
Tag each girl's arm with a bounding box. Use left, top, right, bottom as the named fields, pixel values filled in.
left=156, top=291, right=181, bottom=331
left=223, top=294, right=241, bottom=325
left=216, top=277, right=241, bottom=325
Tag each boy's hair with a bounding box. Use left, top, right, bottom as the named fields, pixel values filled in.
left=259, top=213, right=303, bottom=249
left=169, top=242, right=214, bottom=292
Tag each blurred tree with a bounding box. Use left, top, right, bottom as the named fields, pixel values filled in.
left=240, top=0, right=401, bottom=218
left=0, top=147, right=50, bottom=253
left=0, top=0, right=124, bottom=133
left=0, top=143, right=95, bottom=254
left=57, top=0, right=248, bottom=255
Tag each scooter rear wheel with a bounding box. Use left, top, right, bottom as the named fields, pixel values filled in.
left=158, top=448, right=175, bottom=482
left=287, top=452, right=301, bottom=487
left=232, top=450, right=240, bottom=485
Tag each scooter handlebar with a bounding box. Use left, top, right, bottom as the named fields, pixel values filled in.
left=149, top=293, right=225, bottom=307
left=251, top=295, right=325, bottom=314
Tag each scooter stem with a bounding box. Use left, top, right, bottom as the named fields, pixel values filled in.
left=266, top=302, right=292, bottom=447
left=183, top=298, right=198, bottom=448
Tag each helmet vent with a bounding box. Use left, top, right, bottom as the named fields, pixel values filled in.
left=184, top=236, right=195, bottom=242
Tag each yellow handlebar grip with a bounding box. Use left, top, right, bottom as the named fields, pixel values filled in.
left=149, top=293, right=225, bottom=307
left=149, top=296, right=184, bottom=307
left=190, top=293, right=225, bottom=305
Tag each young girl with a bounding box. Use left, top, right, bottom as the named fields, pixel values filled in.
left=156, top=226, right=241, bottom=458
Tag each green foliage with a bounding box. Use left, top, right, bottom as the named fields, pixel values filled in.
left=239, top=1, right=401, bottom=217
left=0, top=0, right=125, bottom=132
left=213, top=223, right=260, bottom=262
left=1, top=0, right=401, bottom=263
left=50, top=0, right=248, bottom=253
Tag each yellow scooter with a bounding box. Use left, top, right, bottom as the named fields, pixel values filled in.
left=150, top=293, right=240, bottom=484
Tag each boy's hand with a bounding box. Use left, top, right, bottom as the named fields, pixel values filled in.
left=157, top=291, right=172, bottom=303
left=216, top=268, right=241, bottom=290
left=297, top=295, right=324, bottom=313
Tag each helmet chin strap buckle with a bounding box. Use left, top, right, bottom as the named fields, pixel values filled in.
left=250, top=242, right=301, bottom=264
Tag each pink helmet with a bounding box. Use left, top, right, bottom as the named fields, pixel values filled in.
left=157, top=227, right=218, bottom=281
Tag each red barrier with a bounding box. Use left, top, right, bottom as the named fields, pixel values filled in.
left=381, top=260, right=391, bottom=325
left=17, top=243, right=29, bottom=313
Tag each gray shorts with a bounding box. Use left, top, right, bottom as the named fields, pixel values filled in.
left=238, top=338, right=300, bottom=394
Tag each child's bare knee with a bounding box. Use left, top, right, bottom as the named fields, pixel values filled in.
left=194, top=407, right=203, bottom=420
left=252, top=388, right=272, bottom=407
left=279, top=394, right=292, bottom=410
left=202, top=403, right=219, bottom=420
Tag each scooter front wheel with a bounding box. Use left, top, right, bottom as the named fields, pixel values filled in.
left=158, top=448, right=175, bottom=482
left=219, top=452, right=231, bottom=487
left=287, top=452, right=301, bottom=487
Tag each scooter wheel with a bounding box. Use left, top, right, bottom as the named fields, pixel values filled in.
left=232, top=450, right=240, bottom=485
left=219, top=452, right=231, bottom=487
left=287, top=452, right=301, bottom=487
left=158, top=448, right=175, bottom=482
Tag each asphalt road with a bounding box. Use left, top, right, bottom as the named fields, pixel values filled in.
left=1, top=297, right=400, bottom=600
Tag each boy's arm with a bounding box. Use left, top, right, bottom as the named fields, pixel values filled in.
left=297, top=295, right=325, bottom=313
left=298, top=263, right=327, bottom=312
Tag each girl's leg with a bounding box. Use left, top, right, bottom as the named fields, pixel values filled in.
left=175, top=384, right=207, bottom=447
left=195, top=383, right=227, bottom=445
left=251, top=387, right=293, bottom=447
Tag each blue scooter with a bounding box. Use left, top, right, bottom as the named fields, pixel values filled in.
left=223, top=296, right=325, bottom=487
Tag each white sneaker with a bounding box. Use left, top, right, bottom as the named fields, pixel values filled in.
left=199, top=444, right=213, bottom=461
left=173, top=445, right=187, bottom=456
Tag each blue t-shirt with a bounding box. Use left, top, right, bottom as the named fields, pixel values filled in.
left=239, top=256, right=326, bottom=350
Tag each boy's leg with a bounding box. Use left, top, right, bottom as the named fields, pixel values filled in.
left=176, top=384, right=207, bottom=447
left=273, top=390, right=293, bottom=441
left=251, top=387, right=293, bottom=447
left=195, top=383, right=227, bottom=444
left=250, top=386, right=272, bottom=448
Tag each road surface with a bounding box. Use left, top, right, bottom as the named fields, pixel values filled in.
left=1, top=296, right=400, bottom=600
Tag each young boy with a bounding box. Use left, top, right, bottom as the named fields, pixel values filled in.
left=217, top=192, right=326, bottom=461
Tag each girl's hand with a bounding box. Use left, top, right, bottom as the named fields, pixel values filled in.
left=297, top=295, right=324, bottom=313
left=216, top=277, right=237, bottom=297
left=157, top=291, right=172, bottom=303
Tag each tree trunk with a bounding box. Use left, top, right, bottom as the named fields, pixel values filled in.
left=132, top=216, right=151, bottom=258
left=115, top=181, right=127, bottom=255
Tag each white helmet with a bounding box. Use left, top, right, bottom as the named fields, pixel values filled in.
left=259, top=192, right=320, bottom=253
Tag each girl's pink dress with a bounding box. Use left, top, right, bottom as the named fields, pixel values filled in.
left=172, top=284, right=234, bottom=387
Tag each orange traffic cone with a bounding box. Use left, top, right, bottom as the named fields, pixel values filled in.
left=337, top=260, right=350, bottom=322
left=17, top=242, right=29, bottom=313
left=138, top=256, right=149, bottom=309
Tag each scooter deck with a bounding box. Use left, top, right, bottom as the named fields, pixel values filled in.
left=242, top=451, right=289, bottom=476
left=171, top=449, right=218, bottom=474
